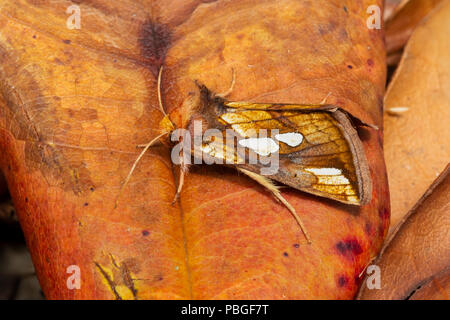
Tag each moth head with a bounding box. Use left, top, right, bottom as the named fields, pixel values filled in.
left=158, top=80, right=227, bottom=145
left=177, top=81, right=224, bottom=133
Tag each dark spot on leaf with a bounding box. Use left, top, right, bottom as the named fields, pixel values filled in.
left=338, top=29, right=348, bottom=41
left=283, top=252, right=289, bottom=257
left=318, top=21, right=338, bottom=35
left=343, top=6, right=348, bottom=13
left=378, top=224, right=386, bottom=237
left=62, top=39, right=71, bottom=44
left=347, top=65, right=353, bottom=69
left=90, top=187, right=95, bottom=192
left=53, top=58, right=64, bottom=65
left=367, top=59, right=374, bottom=67
left=154, top=274, right=163, bottom=281
left=293, top=243, right=300, bottom=248
left=84, top=202, right=89, bottom=206
left=138, top=19, right=171, bottom=76
left=25, top=197, right=28, bottom=203
left=336, top=238, right=363, bottom=260
left=32, top=35, right=36, bottom=39
left=337, top=275, right=349, bottom=287
left=142, top=230, right=150, bottom=236
left=379, top=207, right=389, bottom=220
left=364, top=222, right=373, bottom=235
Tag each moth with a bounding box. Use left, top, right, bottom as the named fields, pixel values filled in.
left=119, top=67, right=374, bottom=244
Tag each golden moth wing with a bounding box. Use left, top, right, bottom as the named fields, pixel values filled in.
left=217, top=106, right=371, bottom=205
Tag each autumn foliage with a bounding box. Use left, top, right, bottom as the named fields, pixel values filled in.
left=0, top=0, right=447, bottom=300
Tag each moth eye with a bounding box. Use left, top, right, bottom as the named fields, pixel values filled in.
left=238, top=137, right=279, bottom=156
left=274, top=132, right=304, bottom=147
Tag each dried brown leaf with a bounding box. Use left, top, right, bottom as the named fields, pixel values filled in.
left=358, top=165, right=450, bottom=299
left=384, top=0, right=450, bottom=231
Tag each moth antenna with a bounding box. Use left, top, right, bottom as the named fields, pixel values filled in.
left=114, top=131, right=169, bottom=208
left=216, top=68, right=236, bottom=98
left=157, top=66, right=167, bottom=116
left=237, top=168, right=312, bottom=244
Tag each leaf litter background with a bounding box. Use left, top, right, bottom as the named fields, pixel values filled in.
left=0, top=0, right=448, bottom=299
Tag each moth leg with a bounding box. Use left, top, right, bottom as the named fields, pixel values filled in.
left=237, top=168, right=312, bottom=244
left=215, top=68, right=236, bottom=98
left=172, top=151, right=189, bottom=205
left=172, top=166, right=186, bottom=205
left=114, top=131, right=169, bottom=208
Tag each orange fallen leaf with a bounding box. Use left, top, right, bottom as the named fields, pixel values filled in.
left=0, top=0, right=388, bottom=299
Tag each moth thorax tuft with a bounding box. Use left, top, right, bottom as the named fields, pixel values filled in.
left=179, top=89, right=202, bottom=128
